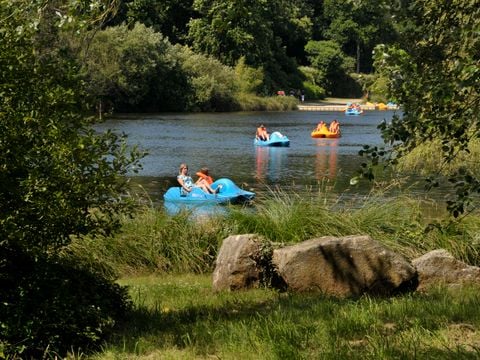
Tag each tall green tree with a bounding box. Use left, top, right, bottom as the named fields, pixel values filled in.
left=361, top=0, right=480, bottom=218
left=305, top=39, right=355, bottom=94
left=122, top=0, right=195, bottom=44
left=323, top=0, right=397, bottom=73
left=0, top=1, right=142, bottom=356
left=188, top=0, right=308, bottom=91
left=188, top=0, right=274, bottom=67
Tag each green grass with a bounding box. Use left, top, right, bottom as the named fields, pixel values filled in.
left=395, top=139, right=480, bottom=177
left=84, top=274, right=480, bottom=359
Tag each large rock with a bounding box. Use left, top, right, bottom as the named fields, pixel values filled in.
left=212, top=234, right=264, bottom=291
left=412, top=249, right=480, bottom=291
left=272, top=235, right=417, bottom=297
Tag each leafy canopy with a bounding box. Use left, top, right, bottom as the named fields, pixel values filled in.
left=361, top=0, right=480, bottom=218
left=0, top=1, right=143, bottom=253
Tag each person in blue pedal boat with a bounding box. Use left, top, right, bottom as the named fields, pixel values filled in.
left=177, top=163, right=217, bottom=194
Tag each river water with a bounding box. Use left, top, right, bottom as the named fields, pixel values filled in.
left=96, top=110, right=401, bottom=204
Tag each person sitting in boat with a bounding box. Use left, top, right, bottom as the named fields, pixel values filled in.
left=329, top=120, right=340, bottom=134
left=195, top=167, right=213, bottom=186
left=256, top=124, right=270, bottom=141
left=177, top=163, right=217, bottom=195
left=316, top=121, right=328, bottom=131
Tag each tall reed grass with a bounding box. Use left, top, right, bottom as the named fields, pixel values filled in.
left=236, top=93, right=299, bottom=111
left=395, top=138, right=480, bottom=177
left=65, top=186, right=480, bottom=278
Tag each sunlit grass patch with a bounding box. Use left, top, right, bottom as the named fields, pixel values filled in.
left=85, top=276, right=480, bottom=360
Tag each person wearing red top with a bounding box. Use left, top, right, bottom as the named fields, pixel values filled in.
left=196, top=167, right=213, bottom=185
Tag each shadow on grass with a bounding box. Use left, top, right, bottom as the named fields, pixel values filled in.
left=106, top=285, right=480, bottom=357
left=109, top=293, right=345, bottom=352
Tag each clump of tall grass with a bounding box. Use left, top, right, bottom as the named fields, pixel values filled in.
left=65, top=208, right=229, bottom=278
left=65, top=185, right=480, bottom=278
left=236, top=93, right=298, bottom=111
left=395, top=138, right=480, bottom=177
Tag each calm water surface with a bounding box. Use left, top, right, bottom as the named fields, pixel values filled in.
left=96, top=110, right=399, bottom=203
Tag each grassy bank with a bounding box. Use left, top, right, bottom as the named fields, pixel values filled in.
left=88, top=274, right=480, bottom=359
left=63, top=188, right=480, bottom=359
left=236, top=94, right=299, bottom=111
left=67, top=189, right=480, bottom=278
left=395, top=139, right=480, bottom=177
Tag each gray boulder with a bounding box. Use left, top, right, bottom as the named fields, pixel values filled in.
left=412, top=249, right=480, bottom=291
left=212, top=234, right=264, bottom=291
left=272, top=235, right=417, bottom=297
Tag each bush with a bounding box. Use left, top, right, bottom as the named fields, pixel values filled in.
left=0, top=246, right=131, bottom=358
left=302, top=81, right=325, bottom=100
left=175, top=45, right=240, bottom=111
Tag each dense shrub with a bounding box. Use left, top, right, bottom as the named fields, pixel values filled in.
left=0, top=246, right=131, bottom=358
left=175, top=45, right=240, bottom=111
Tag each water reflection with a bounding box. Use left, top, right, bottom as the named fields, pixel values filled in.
left=163, top=201, right=228, bottom=217
left=255, top=146, right=288, bottom=182
left=314, top=138, right=339, bottom=180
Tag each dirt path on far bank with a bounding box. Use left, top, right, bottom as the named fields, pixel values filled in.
left=304, top=97, right=364, bottom=106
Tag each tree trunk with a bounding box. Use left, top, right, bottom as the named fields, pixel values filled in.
left=356, top=41, right=361, bottom=73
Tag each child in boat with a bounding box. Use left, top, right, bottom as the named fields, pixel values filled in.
left=196, top=167, right=222, bottom=193
left=196, top=167, right=213, bottom=185
left=177, top=163, right=217, bottom=194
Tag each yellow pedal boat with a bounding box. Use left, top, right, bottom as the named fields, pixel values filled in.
left=311, top=126, right=341, bottom=139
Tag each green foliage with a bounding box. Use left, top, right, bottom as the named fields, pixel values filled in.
left=396, top=139, right=480, bottom=179
left=304, top=40, right=355, bottom=95
left=0, top=1, right=142, bottom=356
left=65, top=209, right=228, bottom=276
left=82, top=22, right=188, bottom=112
left=175, top=45, right=239, bottom=111
left=188, top=0, right=273, bottom=67
left=67, top=188, right=480, bottom=278
left=188, top=0, right=307, bottom=93
left=0, top=3, right=143, bottom=254
left=97, top=275, right=480, bottom=359
left=322, top=0, right=398, bottom=73
left=298, top=66, right=326, bottom=99
left=124, top=0, right=194, bottom=44
left=234, top=57, right=264, bottom=95
left=0, top=248, right=131, bottom=358
left=302, top=81, right=326, bottom=100
left=362, top=0, right=480, bottom=218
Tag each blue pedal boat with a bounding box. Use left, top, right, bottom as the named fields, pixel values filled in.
left=163, top=178, right=255, bottom=205
left=345, top=105, right=363, bottom=115
left=254, top=131, right=290, bottom=147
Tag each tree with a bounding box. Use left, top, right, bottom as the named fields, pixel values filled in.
left=323, top=0, right=397, bottom=73
left=122, top=0, right=195, bottom=44
left=360, top=0, right=480, bottom=218
left=188, top=0, right=308, bottom=91
left=304, top=40, right=355, bottom=94
left=188, top=0, right=274, bottom=67
left=0, top=1, right=143, bottom=356
left=82, top=22, right=188, bottom=112
left=175, top=45, right=239, bottom=111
